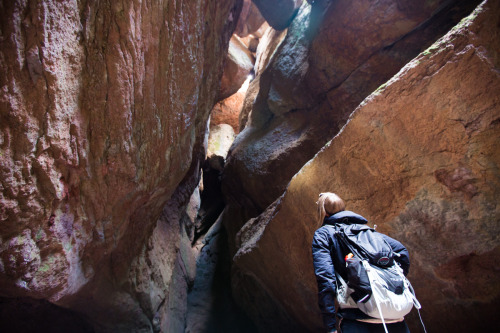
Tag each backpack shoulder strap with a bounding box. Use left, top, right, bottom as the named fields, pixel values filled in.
left=336, top=223, right=395, bottom=267
left=333, top=223, right=362, bottom=258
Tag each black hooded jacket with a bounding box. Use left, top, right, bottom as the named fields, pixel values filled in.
left=311, top=211, right=410, bottom=331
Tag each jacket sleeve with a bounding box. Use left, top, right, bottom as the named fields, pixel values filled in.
left=312, top=227, right=337, bottom=331
left=382, top=234, right=410, bottom=276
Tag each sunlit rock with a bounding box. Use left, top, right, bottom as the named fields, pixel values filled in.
left=218, top=36, right=255, bottom=102
left=211, top=91, right=246, bottom=134
left=231, top=1, right=500, bottom=332
left=223, top=0, right=483, bottom=242
left=238, top=34, right=260, bottom=54
left=254, top=26, right=287, bottom=76
left=208, top=124, right=236, bottom=171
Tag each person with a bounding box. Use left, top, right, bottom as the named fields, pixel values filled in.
left=312, top=193, right=411, bottom=333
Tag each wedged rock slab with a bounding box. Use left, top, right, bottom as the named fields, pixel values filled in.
left=218, top=35, right=255, bottom=102
left=231, top=1, right=500, bottom=331
left=234, top=0, right=266, bottom=38
left=211, top=92, right=246, bottom=134
left=207, top=124, right=236, bottom=171
left=223, top=0, right=483, bottom=243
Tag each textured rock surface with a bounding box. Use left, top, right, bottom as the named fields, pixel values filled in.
left=207, top=124, right=236, bottom=165
left=234, top=0, right=266, bottom=38
left=0, top=0, right=241, bottom=331
left=223, top=0, right=483, bottom=247
left=186, top=217, right=256, bottom=333
left=253, top=26, right=287, bottom=76
left=211, top=91, right=246, bottom=134
left=232, top=1, right=500, bottom=332
left=217, top=35, right=255, bottom=102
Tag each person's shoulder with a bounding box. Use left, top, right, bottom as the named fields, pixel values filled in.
left=314, top=224, right=335, bottom=238
left=312, top=225, right=334, bottom=247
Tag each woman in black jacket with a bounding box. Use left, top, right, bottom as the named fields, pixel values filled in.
left=312, top=192, right=411, bottom=333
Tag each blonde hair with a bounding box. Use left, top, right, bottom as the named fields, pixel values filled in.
left=317, top=192, right=346, bottom=226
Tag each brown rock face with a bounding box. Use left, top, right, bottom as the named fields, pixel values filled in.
left=0, top=0, right=241, bottom=331
left=231, top=1, right=500, bottom=332
left=234, top=0, right=266, bottom=38
left=223, top=0, right=482, bottom=250
left=211, top=91, right=246, bottom=134
left=217, top=36, right=255, bottom=102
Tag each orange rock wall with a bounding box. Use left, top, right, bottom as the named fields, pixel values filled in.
left=231, top=1, right=500, bottom=331
left=222, top=0, right=481, bottom=243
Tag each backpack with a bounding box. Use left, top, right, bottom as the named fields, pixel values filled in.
left=333, top=223, right=423, bottom=333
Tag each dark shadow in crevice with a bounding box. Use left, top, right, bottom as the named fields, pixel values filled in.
left=0, top=297, right=95, bottom=333
left=198, top=225, right=258, bottom=333
left=193, top=157, right=226, bottom=245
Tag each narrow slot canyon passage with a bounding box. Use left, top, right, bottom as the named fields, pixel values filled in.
left=0, top=0, right=499, bottom=332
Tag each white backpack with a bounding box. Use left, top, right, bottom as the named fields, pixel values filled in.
left=334, top=224, right=426, bottom=333
left=335, top=261, right=421, bottom=325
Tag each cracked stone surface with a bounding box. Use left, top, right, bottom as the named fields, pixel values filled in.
left=229, top=1, right=500, bottom=331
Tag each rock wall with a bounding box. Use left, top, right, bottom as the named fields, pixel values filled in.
left=222, top=0, right=482, bottom=250
left=230, top=0, right=500, bottom=332
left=2, top=0, right=498, bottom=332
left=221, top=5, right=485, bottom=328
left=0, top=0, right=241, bottom=331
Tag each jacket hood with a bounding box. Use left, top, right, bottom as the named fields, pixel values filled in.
left=323, top=210, right=368, bottom=226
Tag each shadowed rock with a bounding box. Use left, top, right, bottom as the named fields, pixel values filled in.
left=252, top=0, right=303, bottom=31
left=0, top=0, right=242, bottom=331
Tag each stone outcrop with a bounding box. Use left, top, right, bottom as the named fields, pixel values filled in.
left=0, top=0, right=242, bottom=331
left=234, top=0, right=266, bottom=38
left=222, top=0, right=483, bottom=248
left=253, top=27, right=287, bottom=76
left=231, top=1, right=500, bottom=332
left=211, top=91, right=246, bottom=134
left=207, top=124, right=236, bottom=167
left=217, top=36, right=255, bottom=102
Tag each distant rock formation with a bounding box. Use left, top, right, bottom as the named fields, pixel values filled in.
left=217, top=36, right=255, bottom=102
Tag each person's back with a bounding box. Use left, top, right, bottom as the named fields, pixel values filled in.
left=312, top=192, right=411, bottom=333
